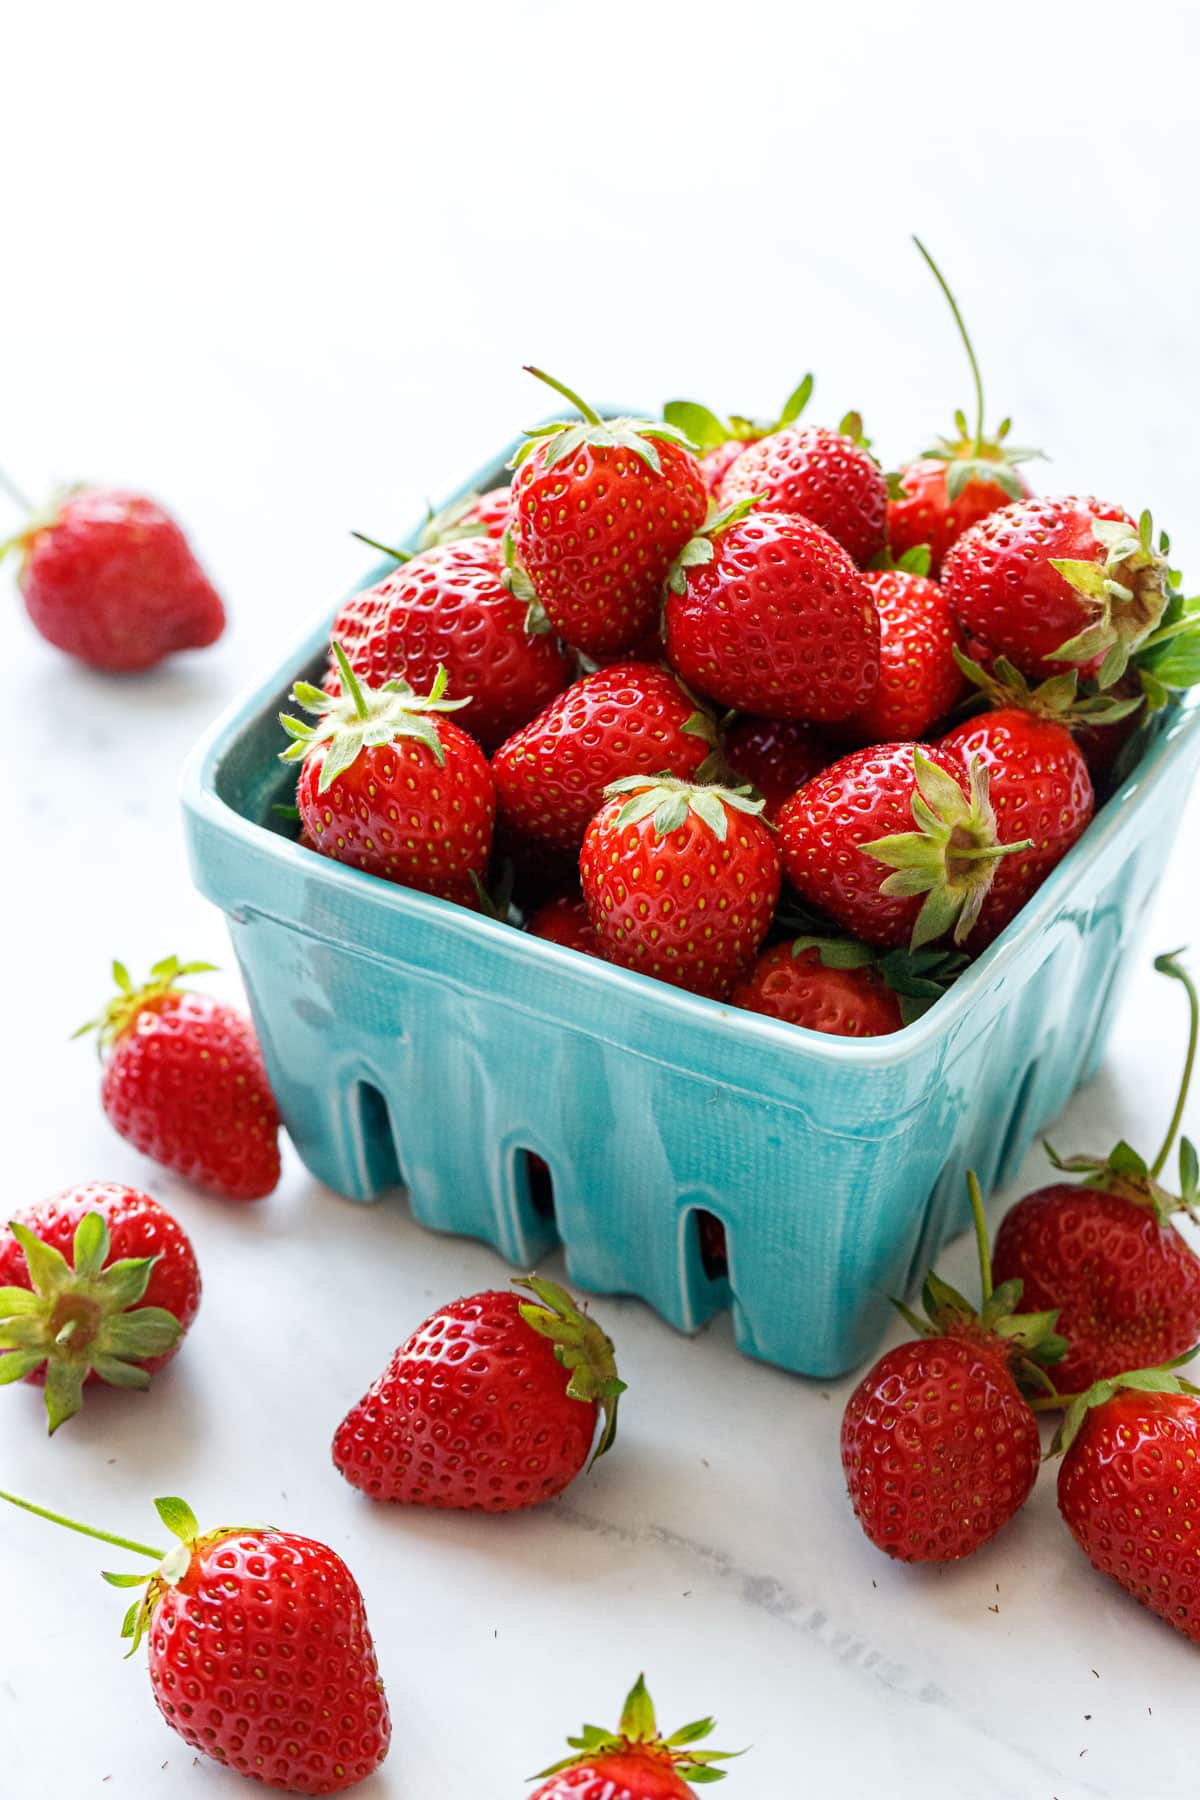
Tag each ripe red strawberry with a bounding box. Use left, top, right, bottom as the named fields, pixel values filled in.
left=78, top=958, right=281, bottom=1202
left=283, top=648, right=495, bottom=902
left=1053, top=1368, right=1200, bottom=1644
left=332, top=1277, right=623, bottom=1511
left=491, top=662, right=716, bottom=854
left=0, top=1184, right=199, bottom=1432
left=507, top=368, right=707, bottom=657
left=528, top=890, right=602, bottom=956
left=326, top=536, right=570, bottom=750
left=936, top=705, right=1093, bottom=943
left=842, top=1173, right=1063, bottom=1562
left=663, top=374, right=815, bottom=495
left=777, top=743, right=1032, bottom=951
left=730, top=937, right=964, bottom=1036
left=887, top=239, right=1040, bottom=574
left=580, top=776, right=780, bottom=999
left=718, top=417, right=888, bottom=567
left=531, top=1674, right=738, bottom=1798
left=993, top=951, right=1200, bottom=1391
left=723, top=716, right=830, bottom=820
left=942, top=497, right=1170, bottom=688
left=415, top=484, right=512, bottom=547
left=847, top=555, right=968, bottom=741
left=0, top=1489, right=390, bottom=1792
left=663, top=503, right=880, bottom=723
left=3, top=486, right=225, bottom=671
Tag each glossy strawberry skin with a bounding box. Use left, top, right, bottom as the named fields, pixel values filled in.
left=937, top=708, right=1093, bottom=946
left=461, top=484, right=511, bottom=537
left=528, top=890, right=601, bottom=956
left=723, top=717, right=830, bottom=820
left=101, top=993, right=281, bottom=1202
left=492, top=664, right=713, bottom=854
left=1058, top=1389, right=1200, bottom=1643
left=0, top=1182, right=201, bottom=1383
left=993, top=1184, right=1200, bottom=1392
left=17, top=487, right=225, bottom=672
left=580, top=794, right=781, bottom=1000
left=510, top=437, right=707, bottom=657
left=718, top=425, right=888, bottom=566
left=664, top=511, right=880, bottom=723
left=887, top=456, right=1032, bottom=576
left=149, top=1529, right=390, bottom=1792
left=941, top=494, right=1134, bottom=680
left=298, top=722, right=495, bottom=903
left=531, top=1752, right=694, bottom=1800
left=332, top=1290, right=599, bottom=1511
left=842, top=1332, right=1040, bottom=1562
left=847, top=569, right=967, bottom=743
left=730, top=942, right=903, bottom=1036
left=777, top=741, right=969, bottom=950
left=699, top=437, right=757, bottom=494
left=326, top=539, right=571, bottom=751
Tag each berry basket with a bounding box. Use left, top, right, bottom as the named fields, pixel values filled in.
left=180, top=431, right=1200, bottom=1379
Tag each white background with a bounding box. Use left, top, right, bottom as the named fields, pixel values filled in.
left=4, top=2, right=1200, bottom=1794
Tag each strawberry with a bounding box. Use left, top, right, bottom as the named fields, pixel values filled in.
left=332, top=1277, right=623, bottom=1511
left=507, top=368, right=707, bottom=657
left=0, top=1489, right=390, bottom=1792
left=993, top=951, right=1200, bottom=1392
left=77, top=957, right=281, bottom=1202
left=663, top=502, right=880, bottom=723
left=936, top=704, right=1094, bottom=943
left=942, top=497, right=1170, bottom=688
left=580, top=777, right=781, bottom=999
left=530, top=1674, right=738, bottom=1798
left=1053, top=1367, right=1200, bottom=1645
left=777, top=743, right=1032, bottom=951
left=491, top=662, right=716, bottom=854
left=0, top=1184, right=199, bottom=1432
left=663, top=374, right=814, bottom=494
left=282, top=647, right=495, bottom=902
left=326, top=536, right=570, bottom=750
left=2, top=486, right=225, bottom=672
left=730, top=937, right=964, bottom=1036
left=415, top=484, right=512, bottom=547
left=887, top=238, right=1040, bottom=574
left=842, top=1172, right=1064, bottom=1562
left=847, top=552, right=968, bottom=742
left=722, top=716, right=830, bottom=820
left=717, top=412, right=888, bottom=566
left=528, top=889, right=602, bottom=956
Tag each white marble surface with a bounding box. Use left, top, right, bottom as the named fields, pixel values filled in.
left=5, top=2, right=1200, bottom=1793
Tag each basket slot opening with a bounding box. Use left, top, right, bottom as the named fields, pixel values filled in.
left=694, top=1208, right=729, bottom=1282
left=996, top=1057, right=1042, bottom=1185
left=352, top=1080, right=403, bottom=1192
left=521, top=1150, right=557, bottom=1222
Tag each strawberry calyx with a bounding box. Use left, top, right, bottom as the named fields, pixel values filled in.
left=603, top=774, right=767, bottom=843
left=532, top=1673, right=740, bottom=1785
left=894, top=1172, right=1067, bottom=1389
left=280, top=643, right=472, bottom=791
left=862, top=749, right=1034, bottom=949
left=1125, top=546, right=1200, bottom=710
left=74, top=954, right=219, bottom=1054
left=513, top=1276, right=626, bottom=1462
left=665, top=495, right=763, bottom=596
left=662, top=375, right=815, bottom=454
left=0, top=1211, right=181, bottom=1433
left=1049, top=511, right=1170, bottom=687
left=1039, top=950, right=1198, bottom=1225
left=510, top=368, right=696, bottom=478
left=1044, top=1361, right=1200, bottom=1458
left=498, top=529, right=553, bottom=635
left=0, top=482, right=78, bottom=563
left=789, top=935, right=967, bottom=1026
left=417, top=492, right=493, bottom=550
left=869, top=543, right=933, bottom=578
left=907, top=237, right=1042, bottom=503
left=953, top=648, right=1146, bottom=728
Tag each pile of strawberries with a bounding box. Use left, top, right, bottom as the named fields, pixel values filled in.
left=273, top=247, right=1198, bottom=1040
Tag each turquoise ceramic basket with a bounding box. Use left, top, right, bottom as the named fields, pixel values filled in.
left=180, top=434, right=1200, bottom=1378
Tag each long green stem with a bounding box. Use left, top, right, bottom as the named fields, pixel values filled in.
left=331, top=641, right=369, bottom=720
left=0, top=1487, right=165, bottom=1559
left=523, top=366, right=603, bottom=426
left=913, top=237, right=986, bottom=455
left=967, top=1170, right=993, bottom=1302
left=0, top=468, right=32, bottom=513
left=1151, top=953, right=1198, bottom=1178
left=351, top=530, right=413, bottom=566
